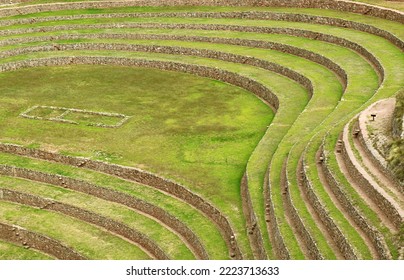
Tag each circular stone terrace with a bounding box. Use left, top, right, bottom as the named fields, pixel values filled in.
left=0, top=0, right=402, bottom=260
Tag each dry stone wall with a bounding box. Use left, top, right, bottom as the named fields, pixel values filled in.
left=282, top=157, right=323, bottom=259
left=0, top=0, right=402, bottom=23
left=0, top=18, right=386, bottom=83
left=0, top=188, right=169, bottom=260
left=0, top=11, right=401, bottom=50
left=0, top=56, right=279, bottom=114
left=0, top=18, right=386, bottom=86
left=341, top=125, right=403, bottom=229
left=0, top=41, right=313, bottom=101
left=0, top=140, right=243, bottom=258
left=300, top=158, right=358, bottom=259
left=0, top=54, right=293, bottom=259
left=240, top=173, right=267, bottom=259
left=0, top=164, right=209, bottom=259
left=0, top=22, right=352, bottom=90
left=264, top=170, right=290, bottom=259
left=319, top=143, right=392, bottom=259
left=0, top=221, right=85, bottom=260
left=10, top=19, right=396, bottom=88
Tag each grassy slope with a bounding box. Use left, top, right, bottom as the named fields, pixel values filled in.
left=0, top=3, right=400, bottom=260
left=0, top=177, right=195, bottom=259
left=13, top=0, right=404, bottom=11
left=0, top=63, right=279, bottom=259
left=0, top=152, right=230, bottom=259
left=0, top=201, right=151, bottom=259
left=0, top=240, right=53, bottom=260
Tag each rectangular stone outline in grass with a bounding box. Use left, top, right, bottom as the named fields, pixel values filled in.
left=20, top=105, right=131, bottom=128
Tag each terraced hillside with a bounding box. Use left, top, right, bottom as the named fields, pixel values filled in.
left=0, top=0, right=402, bottom=260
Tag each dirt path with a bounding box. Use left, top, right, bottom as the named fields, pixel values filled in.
left=343, top=120, right=404, bottom=226
left=353, top=135, right=404, bottom=205
left=358, top=98, right=404, bottom=197
left=336, top=143, right=397, bottom=233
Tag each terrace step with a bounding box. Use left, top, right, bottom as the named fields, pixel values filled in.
left=0, top=188, right=169, bottom=259
left=0, top=164, right=208, bottom=259
left=282, top=157, right=324, bottom=259
left=0, top=0, right=403, bottom=260
left=315, top=147, right=381, bottom=259
left=319, top=141, right=392, bottom=259
left=0, top=221, right=84, bottom=260
left=0, top=200, right=152, bottom=259
left=339, top=120, right=404, bottom=231
left=299, top=158, right=358, bottom=259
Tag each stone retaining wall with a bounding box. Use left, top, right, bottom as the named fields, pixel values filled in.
left=263, top=169, right=290, bottom=259
left=0, top=1, right=402, bottom=23
left=0, top=19, right=385, bottom=86
left=0, top=22, right=353, bottom=90
left=300, top=158, right=358, bottom=259
left=0, top=11, right=401, bottom=50
left=0, top=130, right=243, bottom=258
left=282, top=157, right=323, bottom=259
left=0, top=56, right=279, bottom=114
left=0, top=55, right=290, bottom=259
left=0, top=40, right=313, bottom=101
left=341, top=123, right=403, bottom=229
left=0, top=188, right=169, bottom=260
left=319, top=143, right=392, bottom=259
left=9, top=20, right=396, bottom=87
left=0, top=164, right=209, bottom=260
left=240, top=173, right=267, bottom=259
left=0, top=221, right=85, bottom=260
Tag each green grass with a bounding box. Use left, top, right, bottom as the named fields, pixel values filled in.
left=0, top=22, right=363, bottom=257
left=0, top=240, right=53, bottom=260
left=0, top=31, right=342, bottom=258
left=0, top=8, right=402, bottom=39
left=0, top=176, right=196, bottom=259
left=323, top=132, right=401, bottom=259
left=0, top=151, right=230, bottom=259
left=0, top=2, right=403, bottom=259
left=0, top=201, right=151, bottom=259
left=280, top=46, right=380, bottom=260
left=0, top=61, right=281, bottom=258
left=15, top=0, right=404, bottom=12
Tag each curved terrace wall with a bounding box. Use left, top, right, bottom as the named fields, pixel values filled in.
left=0, top=164, right=209, bottom=259
left=0, top=0, right=402, bottom=23
left=264, top=170, right=290, bottom=259
left=341, top=122, right=403, bottom=229
left=319, top=143, right=392, bottom=259
left=0, top=221, right=85, bottom=260
left=0, top=55, right=296, bottom=259
left=240, top=173, right=267, bottom=259
left=0, top=188, right=169, bottom=260
left=0, top=12, right=401, bottom=51
left=0, top=40, right=313, bottom=100
left=5, top=19, right=394, bottom=87
left=300, top=158, right=358, bottom=259
left=282, top=157, right=323, bottom=259
left=0, top=0, right=400, bottom=261
left=0, top=140, right=242, bottom=258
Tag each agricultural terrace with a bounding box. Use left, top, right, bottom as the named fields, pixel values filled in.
left=0, top=0, right=402, bottom=260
